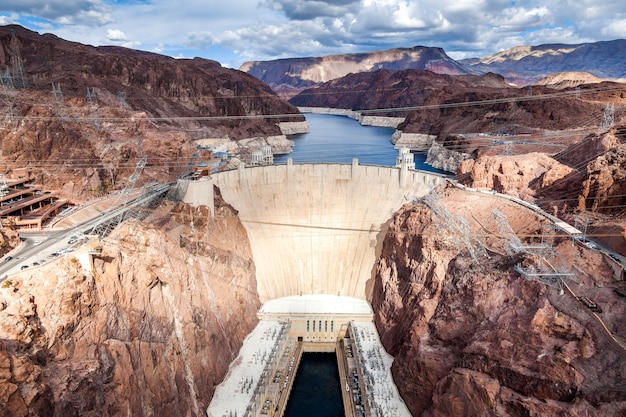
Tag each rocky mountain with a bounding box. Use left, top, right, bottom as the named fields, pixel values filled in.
left=373, top=185, right=626, bottom=416
left=289, top=70, right=514, bottom=116
left=460, top=40, right=626, bottom=85
left=289, top=68, right=625, bottom=137
left=535, top=71, right=606, bottom=89
left=0, top=25, right=304, bottom=199
left=242, top=39, right=626, bottom=94
left=240, top=46, right=474, bottom=98
left=1, top=23, right=625, bottom=417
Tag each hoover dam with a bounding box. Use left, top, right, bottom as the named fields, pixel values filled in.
left=183, top=159, right=447, bottom=302
left=180, top=159, right=448, bottom=417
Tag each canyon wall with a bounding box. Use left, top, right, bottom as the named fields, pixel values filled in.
left=373, top=186, right=626, bottom=416
left=0, top=196, right=260, bottom=417
left=0, top=25, right=304, bottom=200
left=457, top=127, right=626, bottom=255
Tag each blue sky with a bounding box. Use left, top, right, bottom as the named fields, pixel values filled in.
left=1, top=0, right=625, bottom=68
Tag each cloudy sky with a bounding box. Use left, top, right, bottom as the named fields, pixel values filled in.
left=1, top=0, right=625, bottom=68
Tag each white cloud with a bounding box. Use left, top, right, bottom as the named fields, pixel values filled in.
left=106, top=28, right=127, bottom=42
left=2, top=0, right=113, bottom=26
left=3, top=0, right=626, bottom=66
left=0, top=14, right=18, bottom=25
left=601, top=19, right=626, bottom=39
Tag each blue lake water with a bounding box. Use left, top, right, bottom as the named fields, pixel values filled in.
left=275, top=113, right=442, bottom=172
left=283, top=353, right=344, bottom=417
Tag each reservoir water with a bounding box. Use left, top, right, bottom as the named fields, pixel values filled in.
left=275, top=113, right=442, bottom=172
left=283, top=353, right=344, bottom=417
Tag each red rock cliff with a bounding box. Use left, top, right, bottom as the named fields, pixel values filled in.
left=0, top=194, right=260, bottom=417
left=372, top=187, right=626, bottom=416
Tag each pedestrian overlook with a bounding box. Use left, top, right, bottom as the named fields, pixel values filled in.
left=181, top=159, right=448, bottom=303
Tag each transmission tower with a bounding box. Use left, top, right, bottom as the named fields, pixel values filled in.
left=89, top=153, right=149, bottom=239
left=51, top=82, right=68, bottom=124
left=456, top=214, right=488, bottom=261
left=0, top=30, right=28, bottom=88
left=0, top=79, right=17, bottom=132
left=503, top=141, right=513, bottom=156
left=599, top=103, right=615, bottom=132
left=51, top=82, right=63, bottom=101
left=492, top=209, right=524, bottom=255
left=492, top=209, right=550, bottom=255
left=86, top=87, right=98, bottom=107
left=423, top=191, right=486, bottom=263
left=0, top=67, right=11, bottom=88
left=117, top=90, right=129, bottom=109
left=513, top=264, right=575, bottom=291
left=540, top=224, right=555, bottom=256
left=574, top=215, right=588, bottom=241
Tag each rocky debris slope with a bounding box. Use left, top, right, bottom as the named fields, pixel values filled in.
left=0, top=25, right=303, bottom=199
left=0, top=228, right=21, bottom=257
left=0, top=192, right=260, bottom=417
left=457, top=152, right=578, bottom=201
left=373, top=186, right=626, bottom=416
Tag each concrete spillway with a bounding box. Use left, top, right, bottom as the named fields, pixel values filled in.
left=183, top=160, right=446, bottom=303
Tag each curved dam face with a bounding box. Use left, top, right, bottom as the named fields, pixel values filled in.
left=184, top=160, right=446, bottom=303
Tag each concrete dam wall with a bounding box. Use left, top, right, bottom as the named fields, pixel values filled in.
left=183, top=160, right=447, bottom=303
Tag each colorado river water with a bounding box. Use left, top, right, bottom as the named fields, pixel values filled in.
left=275, top=113, right=442, bottom=172
left=283, top=353, right=344, bottom=417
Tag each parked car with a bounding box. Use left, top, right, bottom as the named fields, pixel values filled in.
left=4, top=256, right=13, bottom=262
left=583, top=241, right=599, bottom=249
left=20, top=265, right=29, bottom=270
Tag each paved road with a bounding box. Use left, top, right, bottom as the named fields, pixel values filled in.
left=0, top=184, right=170, bottom=280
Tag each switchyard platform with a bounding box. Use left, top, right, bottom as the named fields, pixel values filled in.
left=207, top=296, right=411, bottom=417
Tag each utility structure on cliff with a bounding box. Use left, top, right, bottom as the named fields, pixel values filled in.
left=423, top=191, right=487, bottom=263
left=0, top=80, right=17, bottom=132
left=513, top=264, right=574, bottom=291
left=88, top=142, right=156, bottom=239
left=51, top=82, right=68, bottom=124
left=117, top=90, right=129, bottom=109
left=86, top=87, right=98, bottom=107
left=86, top=87, right=102, bottom=130
left=0, top=30, right=28, bottom=89
left=599, top=103, right=615, bottom=133
left=492, top=209, right=549, bottom=256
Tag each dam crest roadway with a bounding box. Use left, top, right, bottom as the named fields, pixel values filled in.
left=187, top=159, right=448, bottom=417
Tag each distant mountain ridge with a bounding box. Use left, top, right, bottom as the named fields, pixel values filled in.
left=460, top=39, right=626, bottom=85
left=242, top=39, right=626, bottom=93
left=240, top=46, right=474, bottom=97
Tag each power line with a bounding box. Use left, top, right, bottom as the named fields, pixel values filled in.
left=5, top=84, right=624, bottom=123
